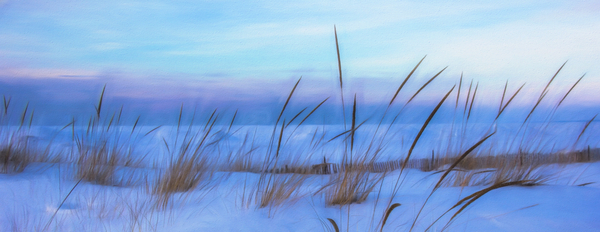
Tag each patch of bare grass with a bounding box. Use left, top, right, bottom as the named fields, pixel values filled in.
left=1, top=135, right=36, bottom=173
left=0, top=98, right=49, bottom=173
left=152, top=107, right=219, bottom=211
left=73, top=115, right=147, bottom=186
left=320, top=164, right=384, bottom=206
left=223, top=130, right=261, bottom=173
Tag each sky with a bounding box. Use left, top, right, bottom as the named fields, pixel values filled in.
left=0, top=0, right=599, bottom=124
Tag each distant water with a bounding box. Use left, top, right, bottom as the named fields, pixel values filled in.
left=3, top=121, right=598, bottom=167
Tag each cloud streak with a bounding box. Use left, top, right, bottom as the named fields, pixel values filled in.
left=0, top=0, right=598, bottom=124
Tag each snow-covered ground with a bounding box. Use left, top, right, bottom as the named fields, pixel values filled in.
left=1, top=161, right=599, bottom=231
left=1, top=123, right=599, bottom=231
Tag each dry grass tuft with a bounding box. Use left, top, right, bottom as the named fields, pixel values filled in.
left=75, top=135, right=146, bottom=186
left=321, top=165, right=384, bottom=206
left=76, top=142, right=120, bottom=185
left=319, top=91, right=386, bottom=207
left=152, top=157, right=215, bottom=210
left=0, top=139, right=35, bottom=173
left=224, top=131, right=261, bottom=173
left=74, top=125, right=145, bottom=186
left=152, top=108, right=220, bottom=211
left=73, top=86, right=147, bottom=186
left=256, top=173, right=308, bottom=209
left=0, top=99, right=48, bottom=173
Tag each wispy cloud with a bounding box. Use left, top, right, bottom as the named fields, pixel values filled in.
left=0, top=68, right=98, bottom=80
left=91, top=42, right=127, bottom=51
left=0, top=0, right=598, bottom=121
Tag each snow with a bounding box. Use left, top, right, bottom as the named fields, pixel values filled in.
left=1, top=163, right=599, bottom=231
left=1, top=124, right=599, bottom=231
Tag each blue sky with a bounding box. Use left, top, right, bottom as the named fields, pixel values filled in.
left=0, top=0, right=599, bottom=124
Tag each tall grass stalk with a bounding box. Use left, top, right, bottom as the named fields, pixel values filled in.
left=574, top=114, right=597, bottom=146
left=387, top=86, right=455, bottom=207
left=523, top=61, right=566, bottom=124
left=556, top=74, right=584, bottom=109
left=334, top=25, right=346, bottom=129
left=153, top=109, right=219, bottom=210
left=74, top=86, right=147, bottom=186
left=495, top=83, right=525, bottom=121
left=407, top=67, right=448, bottom=105
left=410, top=132, right=495, bottom=231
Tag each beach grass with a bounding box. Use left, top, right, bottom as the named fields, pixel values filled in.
left=0, top=29, right=598, bottom=231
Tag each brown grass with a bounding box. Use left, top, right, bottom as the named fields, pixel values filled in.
left=407, top=66, right=448, bottom=105
left=389, top=56, right=426, bottom=107
left=152, top=157, right=215, bottom=210
left=410, top=132, right=495, bottom=231
left=253, top=76, right=331, bottom=214
left=319, top=92, right=387, bottom=207
left=380, top=203, right=401, bottom=232
left=327, top=218, right=340, bottom=232
left=523, top=61, right=567, bottom=124
left=425, top=179, right=544, bottom=231
left=556, top=74, right=584, bottom=108
left=256, top=172, right=308, bottom=211
left=152, top=109, right=219, bottom=211
left=76, top=141, right=121, bottom=185
left=0, top=100, right=50, bottom=173
left=0, top=28, right=598, bottom=232
left=72, top=86, right=148, bottom=186
left=334, top=25, right=346, bottom=128
left=224, top=131, right=261, bottom=172
left=0, top=137, right=36, bottom=173
left=321, top=166, right=384, bottom=206
left=74, top=119, right=145, bottom=186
